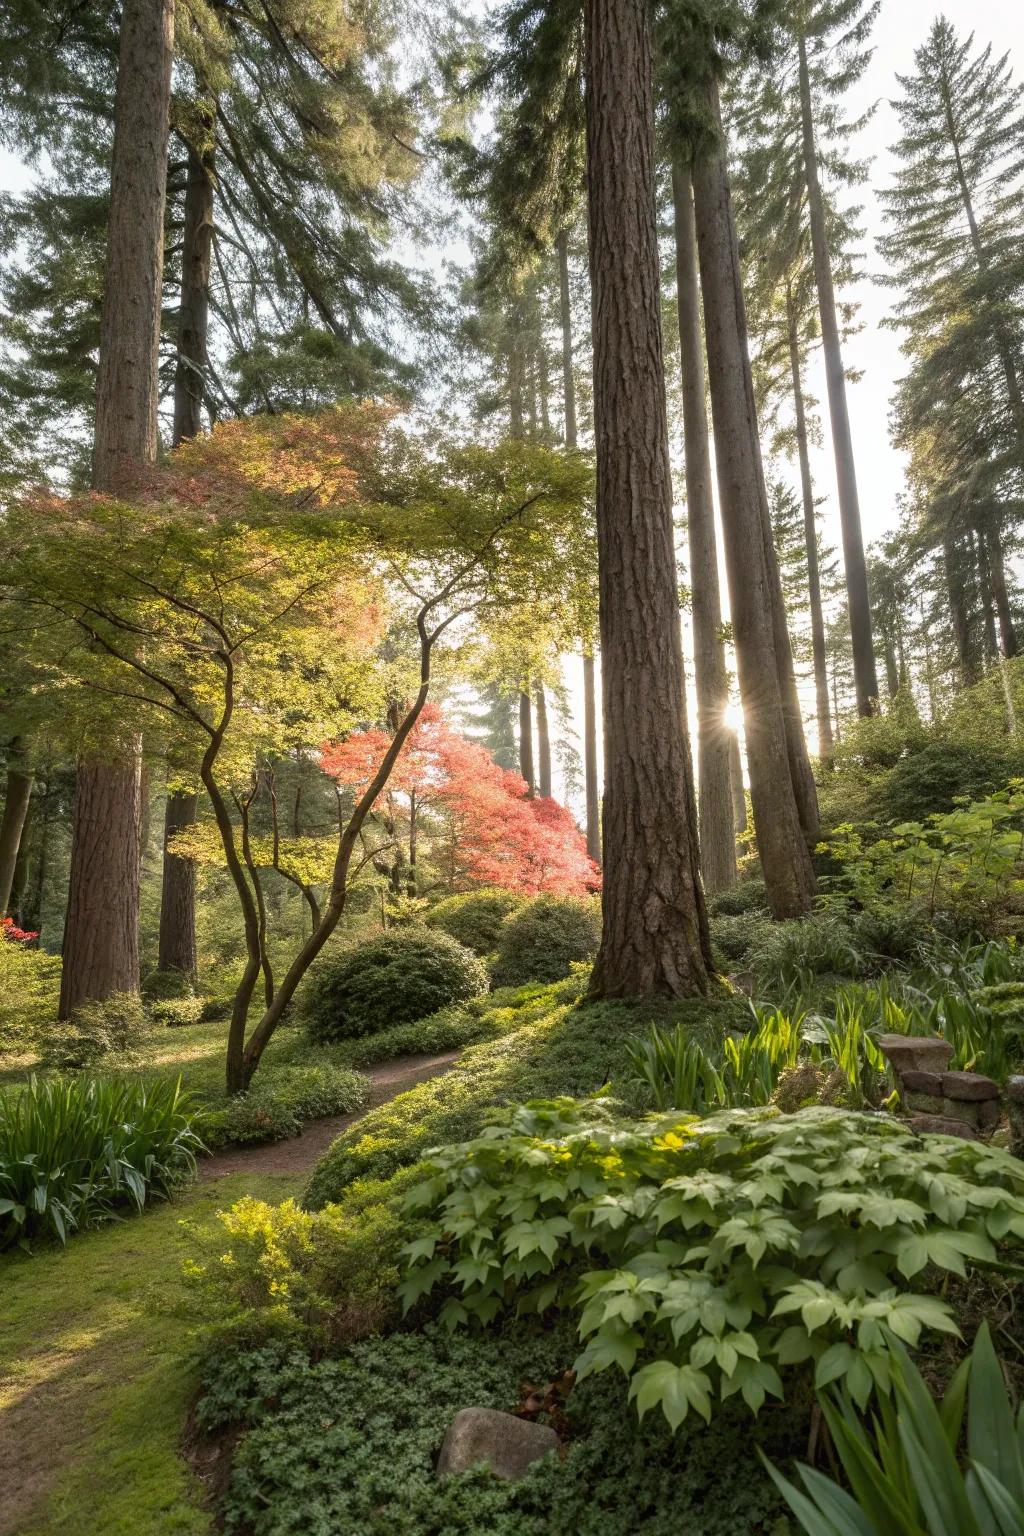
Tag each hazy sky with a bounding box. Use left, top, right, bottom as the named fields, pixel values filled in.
left=804, top=0, right=1024, bottom=555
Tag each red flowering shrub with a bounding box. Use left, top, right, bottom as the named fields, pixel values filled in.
left=1, top=916, right=38, bottom=944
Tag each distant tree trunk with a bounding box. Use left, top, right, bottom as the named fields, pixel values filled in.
left=986, top=523, right=1018, bottom=658
left=798, top=33, right=878, bottom=717
left=584, top=0, right=711, bottom=996
left=976, top=526, right=1000, bottom=665
left=944, top=533, right=981, bottom=686
left=519, top=689, right=535, bottom=794
left=672, top=161, right=736, bottom=892
left=408, top=786, right=418, bottom=897
left=558, top=227, right=601, bottom=865
left=509, top=323, right=526, bottom=439
left=158, top=789, right=198, bottom=977
left=534, top=683, right=553, bottom=797
left=158, top=125, right=214, bottom=980
left=728, top=732, right=747, bottom=838
left=0, top=742, right=33, bottom=916
left=60, top=0, right=175, bottom=1019
left=692, top=85, right=815, bottom=918
left=786, top=284, right=834, bottom=762
left=881, top=629, right=900, bottom=699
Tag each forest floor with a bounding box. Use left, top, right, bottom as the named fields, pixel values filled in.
left=0, top=1049, right=461, bottom=1536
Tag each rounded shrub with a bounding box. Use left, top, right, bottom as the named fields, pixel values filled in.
left=300, top=927, right=489, bottom=1044
left=491, top=894, right=601, bottom=986
left=876, top=741, right=1021, bottom=823
left=141, top=968, right=195, bottom=1003
left=424, top=887, right=526, bottom=956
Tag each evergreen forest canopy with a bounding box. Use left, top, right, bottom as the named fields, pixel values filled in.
left=3, top=1, right=1024, bottom=1531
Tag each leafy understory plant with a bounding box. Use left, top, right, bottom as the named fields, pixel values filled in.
left=400, top=1103, right=1024, bottom=1429
left=767, top=1323, right=1024, bottom=1536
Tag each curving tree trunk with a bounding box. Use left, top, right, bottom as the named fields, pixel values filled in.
left=786, top=284, right=834, bottom=762
left=0, top=742, right=33, bottom=917
left=672, top=161, right=736, bottom=893
left=60, top=0, right=175, bottom=1018
left=534, top=682, right=553, bottom=798
left=584, top=0, right=711, bottom=995
left=798, top=33, right=878, bottom=717
left=692, top=85, right=815, bottom=918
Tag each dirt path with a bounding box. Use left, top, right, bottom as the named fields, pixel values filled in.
left=200, top=1049, right=462, bottom=1178
left=0, top=1048, right=461, bottom=1536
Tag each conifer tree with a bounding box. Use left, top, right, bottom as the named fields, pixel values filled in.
left=880, top=17, right=1024, bottom=664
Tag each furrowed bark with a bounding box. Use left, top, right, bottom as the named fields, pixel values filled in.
left=584, top=0, right=711, bottom=995
left=0, top=743, right=33, bottom=917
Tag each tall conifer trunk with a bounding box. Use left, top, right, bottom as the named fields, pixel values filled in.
left=534, top=683, right=553, bottom=798
left=584, top=0, right=711, bottom=995
left=558, top=229, right=601, bottom=865
left=519, top=690, right=535, bottom=794
left=60, top=0, right=175, bottom=1019
left=786, top=285, right=834, bottom=761
left=692, top=86, right=815, bottom=918
left=159, top=130, right=214, bottom=980
left=798, top=33, right=878, bottom=717
left=672, top=162, right=736, bottom=892
left=987, top=524, right=1018, bottom=658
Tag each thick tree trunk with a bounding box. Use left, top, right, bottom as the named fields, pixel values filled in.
left=519, top=689, right=535, bottom=794
left=0, top=744, right=33, bottom=916
left=786, top=287, right=834, bottom=761
left=672, top=162, right=736, bottom=892
left=158, top=129, right=214, bottom=977
left=987, top=523, right=1018, bottom=658
left=158, top=790, right=199, bottom=977
left=60, top=757, right=144, bottom=1017
left=798, top=34, right=878, bottom=717
left=584, top=0, right=711, bottom=996
left=558, top=227, right=602, bottom=865
left=692, top=90, right=815, bottom=918
left=61, top=0, right=175, bottom=1016
left=534, top=683, right=553, bottom=798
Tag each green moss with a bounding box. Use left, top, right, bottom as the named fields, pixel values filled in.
left=303, top=978, right=742, bottom=1208
left=1, top=1165, right=302, bottom=1536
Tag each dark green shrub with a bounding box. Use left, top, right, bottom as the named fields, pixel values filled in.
left=198, top=1325, right=798, bottom=1536
left=38, top=992, right=151, bottom=1070
left=334, top=1004, right=501, bottom=1067
left=491, top=894, right=601, bottom=986
left=203, top=1061, right=368, bottom=1149
left=877, top=740, right=1022, bottom=824
left=706, top=877, right=769, bottom=918
left=709, top=910, right=771, bottom=967
left=141, top=969, right=195, bottom=1003
left=424, top=887, right=526, bottom=954
left=0, top=1074, right=201, bottom=1248
left=300, top=927, right=489, bottom=1044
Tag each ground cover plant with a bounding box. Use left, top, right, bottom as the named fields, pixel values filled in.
left=400, top=1102, right=1024, bottom=1421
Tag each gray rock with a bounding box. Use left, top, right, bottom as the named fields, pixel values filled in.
left=1007, top=1076, right=1024, bottom=1104
left=437, top=1409, right=559, bottom=1481
left=979, top=1098, right=1002, bottom=1130
left=901, top=1070, right=944, bottom=1095
left=910, top=1113, right=979, bottom=1141
left=905, top=1090, right=944, bottom=1114
left=877, top=1035, right=954, bottom=1076
left=941, top=1071, right=1000, bottom=1102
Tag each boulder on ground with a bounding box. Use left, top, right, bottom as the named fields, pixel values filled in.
left=437, top=1408, right=559, bottom=1481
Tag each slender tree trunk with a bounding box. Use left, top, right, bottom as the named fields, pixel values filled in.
left=986, top=523, right=1018, bottom=658
left=798, top=33, right=878, bottom=717
left=509, top=323, right=525, bottom=439
left=534, top=683, right=553, bottom=798
left=786, top=286, right=834, bottom=761
left=408, top=786, right=418, bottom=897
left=582, top=653, right=601, bottom=864
left=519, top=689, right=535, bottom=794
left=558, top=227, right=602, bottom=866
left=60, top=0, right=175, bottom=1018
left=672, top=161, right=736, bottom=892
left=584, top=0, right=711, bottom=995
left=0, top=743, right=33, bottom=916
left=728, top=732, right=747, bottom=838
left=976, top=526, right=1000, bottom=665
left=158, top=128, right=214, bottom=978
left=944, top=534, right=981, bottom=686
left=692, top=88, right=815, bottom=918
left=881, top=629, right=900, bottom=699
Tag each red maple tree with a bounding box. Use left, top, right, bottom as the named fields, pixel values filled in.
left=321, top=704, right=600, bottom=896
